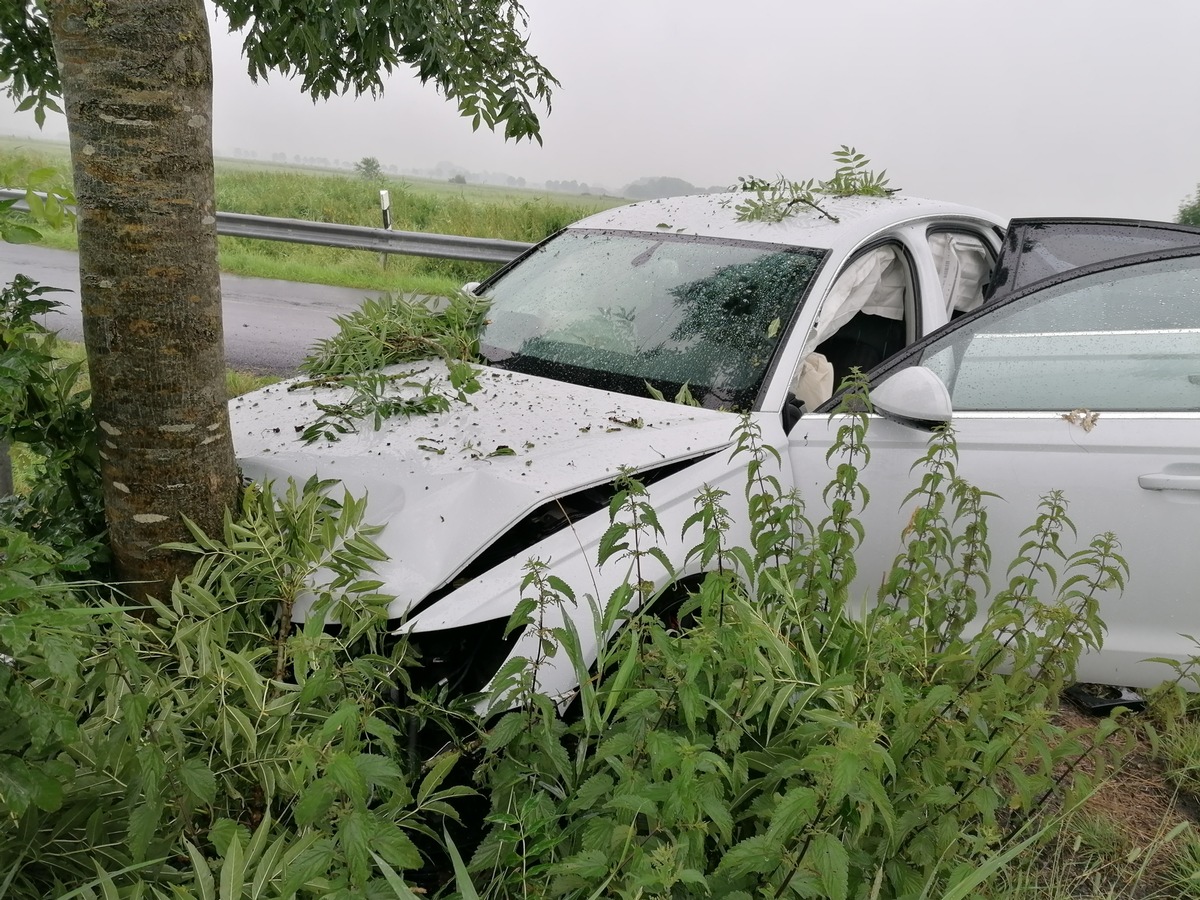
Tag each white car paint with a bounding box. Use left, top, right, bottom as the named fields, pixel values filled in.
left=230, top=361, right=735, bottom=622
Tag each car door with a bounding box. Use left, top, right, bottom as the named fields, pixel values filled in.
left=789, top=245, right=1200, bottom=689
left=985, top=218, right=1200, bottom=302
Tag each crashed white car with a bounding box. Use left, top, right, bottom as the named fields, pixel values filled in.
left=230, top=193, right=1200, bottom=699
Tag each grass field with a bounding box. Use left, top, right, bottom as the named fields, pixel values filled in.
left=0, top=135, right=627, bottom=295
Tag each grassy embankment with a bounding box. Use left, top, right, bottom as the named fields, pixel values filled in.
left=0, top=136, right=626, bottom=296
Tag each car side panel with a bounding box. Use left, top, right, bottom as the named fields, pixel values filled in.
left=788, top=411, right=1200, bottom=688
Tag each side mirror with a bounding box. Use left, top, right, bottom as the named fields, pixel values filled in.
left=871, top=366, right=952, bottom=427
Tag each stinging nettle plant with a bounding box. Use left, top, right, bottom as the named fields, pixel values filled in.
left=463, top=382, right=1131, bottom=900
left=0, top=275, right=106, bottom=571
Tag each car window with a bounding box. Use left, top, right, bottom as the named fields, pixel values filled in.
left=476, top=229, right=825, bottom=409
left=929, top=231, right=993, bottom=318
left=986, top=219, right=1200, bottom=301
left=918, top=253, right=1200, bottom=411
left=789, top=243, right=913, bottom=410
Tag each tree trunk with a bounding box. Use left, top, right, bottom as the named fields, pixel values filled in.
left=46, top=0, right=238, bottom=598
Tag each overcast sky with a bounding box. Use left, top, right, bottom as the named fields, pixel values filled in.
left=3, top=0, right=1196, bottom=222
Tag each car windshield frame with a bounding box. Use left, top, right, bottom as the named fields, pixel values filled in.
left=474, top=227, right=829, bottom=410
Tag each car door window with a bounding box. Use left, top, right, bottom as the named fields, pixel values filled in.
left=986, top=219, right=1200, bottom=301
left=929, top=231, right=993, bottom=318
left=917, top=253, right=1200, bottom=411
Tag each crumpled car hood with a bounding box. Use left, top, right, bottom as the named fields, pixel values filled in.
left=229, top=361, right=735, bottom=619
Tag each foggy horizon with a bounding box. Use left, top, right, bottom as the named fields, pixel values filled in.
left=2, top=0, right=1197, bottom=222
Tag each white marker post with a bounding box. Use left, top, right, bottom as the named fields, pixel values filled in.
left=379, top=189, right=391, bottom=268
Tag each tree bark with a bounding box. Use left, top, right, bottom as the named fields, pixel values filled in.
left=46, top=0, right=238, bottom=598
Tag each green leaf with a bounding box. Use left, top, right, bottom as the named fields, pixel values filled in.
left=219, top=826, right=246, bottom=900
left=809, top=832, right=849, bottom=900
left=179, top=757, right=217, bottom=806
left=186, top=840, right=217, bottom=900
left=294, top=778, right=336, bottom=826
left=597, top=522, right=629, bottom=565
left=327, top=755, right=369, bottom=809
left=371, top=827, right=423, bottom=871
left=1, top=223, right=42, bottom=244
left=368, top=850, right=425, bottom=898
left=127, top=800, right=161, bottom=862
left=210, top=820, right=251, bottom=857
left=340, top=808, right=371, bottom=888
left=444, top=828, right=482, bottom=900
left=718, top=834, right=780, bottom=877
left=417, top=750, right=460, bottom=805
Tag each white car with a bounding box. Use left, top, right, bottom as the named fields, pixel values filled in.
left=229, top=192, right=1200, bottom=700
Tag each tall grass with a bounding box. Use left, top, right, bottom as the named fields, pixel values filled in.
left=0, top=137, right=624, bottom=294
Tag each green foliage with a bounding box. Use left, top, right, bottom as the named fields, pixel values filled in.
left=294, top=292, right=488, bottom=443
left=303, top=292, right=488, bottom=377
left=1, top=1, right=555, bottom=144
left=218, top=0, right=557, bottom=143
left=0, top=275, right=106, bottom=568
left=645, top=380, right=701, bottom=407
left=1178, top=184, right=1200, bottom=228
left=0, top=150, right=75, bottom=246
left=1, top=477, right=463, bottom=897
left=0, top=529, right=110, bottom=825
left=354, top=156, right=384, bottom=182
left=732, top=145, right=894, bottom=223
left=466, top=392, right=1130, bottom=899
left=0, top=2, right=59, bottom=129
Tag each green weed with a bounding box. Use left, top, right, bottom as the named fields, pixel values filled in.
left=467, top=388, right=1133, bottom=899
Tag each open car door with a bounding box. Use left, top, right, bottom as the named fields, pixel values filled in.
left=985, top=218, right=1200, bottom=302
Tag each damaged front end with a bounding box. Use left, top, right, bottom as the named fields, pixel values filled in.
left=230, top=361, right=737, bottom=709
left=393, top=452, right=718, bottom=711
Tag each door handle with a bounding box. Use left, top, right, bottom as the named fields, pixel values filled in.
left=1139, top=473, right=1200, bottom=492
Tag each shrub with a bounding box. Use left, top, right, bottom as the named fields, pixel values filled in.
left=1178, top=185, right=1200, bottom=228
left=0, top=275, right=106, bottom=571
left=468, top=392, right=1129, bottom=899
left=1, top=379, right=1131, bottom=897
left=0, top=478, right=468, bottom=897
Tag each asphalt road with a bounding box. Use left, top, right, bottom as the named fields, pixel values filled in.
left=0, top=243, right=382, bottom=373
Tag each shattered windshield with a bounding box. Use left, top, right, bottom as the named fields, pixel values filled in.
left=476, top=229, right=825, bottom=408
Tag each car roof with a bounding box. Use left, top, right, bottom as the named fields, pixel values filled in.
left=570, top=192, right=1002, bottom=253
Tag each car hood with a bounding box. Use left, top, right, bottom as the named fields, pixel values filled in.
left=229, top=360, right=735, bottom=619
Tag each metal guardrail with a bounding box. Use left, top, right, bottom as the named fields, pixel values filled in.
left=0, top=188, right=533, bottom=265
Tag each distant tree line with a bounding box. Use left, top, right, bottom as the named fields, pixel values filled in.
left=621, top=175, right=700, bottom=199
left=1178, top=184, right=1200, bottom=228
